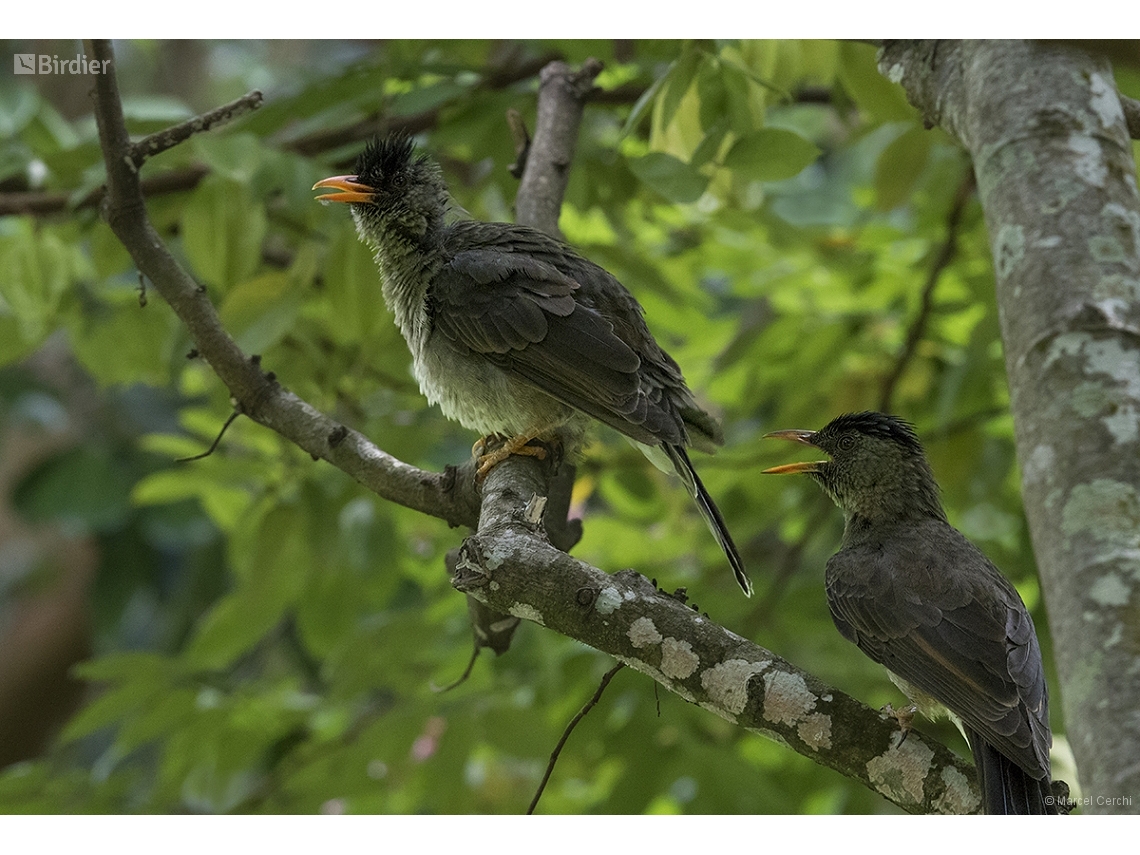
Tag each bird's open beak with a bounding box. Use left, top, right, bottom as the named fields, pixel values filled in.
left=761, top=429, right=825, bottom=475
left=312, top=175, right=375, bottom=204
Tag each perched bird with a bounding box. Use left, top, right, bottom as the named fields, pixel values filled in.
left=313, top=135, right=750, bottom=596
left=763, top=412, right=1056, bottom=814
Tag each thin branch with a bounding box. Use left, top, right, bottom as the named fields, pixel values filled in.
left=174, top=410, right=240, bottom=462
left=514, top=58, right=603, bottom=238
left=128, top=90, right=264, bottom=169
left=878, top=169, right=975, bottom=413
left=0, top=51, right=562, bottom=217
left=430, top=646, right=481, bottom=694
left=527, top=663, right=625, bottom=814
left=86, top=38, right=482, bottom=530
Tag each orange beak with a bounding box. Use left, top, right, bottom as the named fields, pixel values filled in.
left=312, top=175, right=375, bottom=204
left=761, top=429, right=824, bottom=475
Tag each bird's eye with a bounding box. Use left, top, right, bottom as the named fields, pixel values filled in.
left=391, top=172, right=407, bottom=189
left=837, top=435, right=856, bottom=451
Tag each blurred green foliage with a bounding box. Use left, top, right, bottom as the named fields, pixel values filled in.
left=0, top=37, right=1117, bottom=814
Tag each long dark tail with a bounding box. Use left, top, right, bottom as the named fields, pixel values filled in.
left=663, top=444, right=751, bottom=597
left=967, top=727, right=1057, bottom=814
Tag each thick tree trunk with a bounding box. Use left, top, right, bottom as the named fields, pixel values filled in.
left=881, top=39, right=1140, bottom=813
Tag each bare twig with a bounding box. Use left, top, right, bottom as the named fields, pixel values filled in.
left=430, top=646, right=481, bottom=693
left=175, top=410, right=240, bottom=462
left=878, top=169, right=975, bottom=413
left=527, top=663, right=624, bottom=814
left=128, top=90, right=264, bottom=169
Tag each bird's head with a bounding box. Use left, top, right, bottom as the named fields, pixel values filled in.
left=763, top=411, right=945, bottom=524
left=313, top=134, right=446, bottom=245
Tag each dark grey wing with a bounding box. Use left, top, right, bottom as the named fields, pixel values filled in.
left=429, top=244, right=688, bottom=446
left=825, top=525, right=1051, bottom=779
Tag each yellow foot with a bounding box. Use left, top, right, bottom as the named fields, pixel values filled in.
left=881, top=702, right=918, bottom=746
left=474, top=433, right=548, bottom=482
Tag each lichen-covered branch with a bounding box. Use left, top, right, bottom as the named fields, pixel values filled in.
left=458, top=455, right=982, bottom=814
left=880, top=38, right=1140, bottom=814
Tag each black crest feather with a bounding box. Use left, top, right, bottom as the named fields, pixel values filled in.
left=355, top=134, right=417, bottom=186
left=821, top=411, right=924, bottom=457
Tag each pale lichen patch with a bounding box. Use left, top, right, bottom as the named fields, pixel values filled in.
left=866, top=738, right=935, bottom=806
left=661, top=638, right=699, bottom=680
left=797, top=713, right=833, bottom=750
left=763, top=671, right=819, bottom=728
left=1104, top=404, right=1139, bottom=445
left=1061, top=479, right=1140, bottom=548
left=701, top=659, right=769, bottom=716
left=1088, top=572, right=1131, bottom=607
left=509, top=603, right=545, bottom=626
left=1022, top=444, right=1055, bottom=487
left=935, top=764, right=980, bottom=814
left=1068, top=133, right=1107, bottom=187
left=594, top=586, right=623, bottom=615
left=994, top=224, right=1025, bottom=280
left=627, top=616, right=662, bottom=648
left=1089, top=72, right=1125, bottom=129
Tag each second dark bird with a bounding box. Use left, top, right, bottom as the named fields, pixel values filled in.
left=764, top=412, right=1057, bottom=813
left=314, top=135, right=750, bottom=596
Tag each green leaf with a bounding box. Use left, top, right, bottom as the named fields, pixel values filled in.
left=0, top=85, right=39, bottom=138
left=723, top=128, right=820, bottom=181
left=873, top=124, right=932, bottom=210
left=696, top=58, right=727, bottom=133
left=219, top=271, right=301, bottom=353
left=0, top=316, right=35, bottom=367
left=13, top=446, right=134, bottom=532
left=182, top=592, right=286, bottom=671
left=658, top=47, right=704, bottom=134
left=180, top=175, right=267, bottom=292
left=67, top=297, right=180, bottom=387
left=184, top=504, right=310, bottom=669
left=131, top=467, right=253, bottom=532
left=837, top=42, right=917, bottom=122
left=191, top=133, right=263, bottom=184
left=0, top=219, right=81, bottom=344
left=62, top=653, right=177, bottom=742
left=691, top=121, right=730, bottom=168
left=321, top=224, right=386, bottom=344
left=621, top=64, right=670, bottom=138
left=721, top=60, right=758, bottom=137
left=627, top=152, right=708, bottom=203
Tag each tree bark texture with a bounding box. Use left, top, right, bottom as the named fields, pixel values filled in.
left=881, top=38, right=1140, bottom=813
